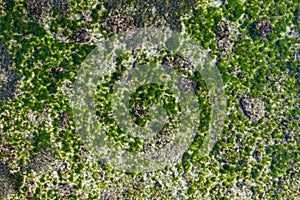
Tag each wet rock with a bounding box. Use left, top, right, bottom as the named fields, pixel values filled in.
left=174, top=57, right=194, bottom=72
left=0, top=70, right=20, bottom=103
left=0, top=44, right=12, bottom=68
left=154, top=124, right=177, bottom=149
left=240, top=98, right=265, bottom=122
left=138, top=0, right=196, bottom=31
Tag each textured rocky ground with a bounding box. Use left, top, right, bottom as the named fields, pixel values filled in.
left=0, top=0, right=299, bottom=199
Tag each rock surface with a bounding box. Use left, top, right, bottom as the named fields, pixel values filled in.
left=240, top=98, right=265, bottom=122
left=0, top=164, right=20, bottom=199
left=255, top=20, right=273, bottom=35
left=0, top=43, right=20, bottom=103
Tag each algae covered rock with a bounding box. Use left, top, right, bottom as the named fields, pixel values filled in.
left=0, top=43, right=20, bottom=103
left=217, top=20, right=229, bottom=38
left=102, top=0, right=197, bottom=32
left=100, top=6, right=135, bottom=34
left=240, top=97, right=265, bottom=122
left=255, top=20, right=273, bottom=35
left=26, top=0, right=70, bottom=22
left=73, top=28, right=91, bottom=43
left=0, top=164, right=21, bottom=199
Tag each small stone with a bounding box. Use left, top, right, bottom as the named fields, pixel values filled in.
left=0, top=43, right=20, bottom=103
left=100, top=7, right=134, bottom=34
left=217, top=37, right=234, bottom=53
left=174, top=57, right=193, bottom=72
left=54, top=29, right=68, bottom=43
left=26, top=191, right=33, bottom=198
left=57, top=182, right=72, bottom=199
left=58, top=112, right=69, bottom=130
left=252, top=150, right=262, bottom=160
left=26, top=0, right=69, bottom=22
left=131, top=103, right=147, bottom=118
left=280, top=119, right=288, bottom=127
left=258, top=192, right=265, bottom=199
left=28, top=149, right=55, bottom=173
left=217, top=20, right=229, bottom=38
left=240, top=98, right=265, bottom=122
left=0, top=164, right=20, bottom=198
left=255, top=20, right=273, bottom=35
left=162, top=55, right=193, bottom=72
left=73, top=29, right=91, bottom=43
left=178, top=77, right=196, bottom=92
left=81, top=10, right=92, bottom=22
left=143, top=142, right=154, bottom=153
left=162, top=55, right=175, bottom=68
left=52, top=67, right=67, bottom=74
left=154, top=181, right=162, bottom=189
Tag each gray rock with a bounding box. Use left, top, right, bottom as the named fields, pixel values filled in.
left=217, top=20, right=229, bottom=38
left=73, top=28, right=91, bottom=43
left=57, top=182, right=72, bottom=199
left=26, top=0, right=70, bottom=22
left=217, top=37, right=234, bottom=53
left=178, top=77, right=196, bottom=92
left=240, top=98, right=265, bottom=122
left=100, top=6, right=135, bottom=34
left=162, top=55, right=194, bottom=72
left=102, top=0, right=197, bottom=32
left=131, top=103, right=147, bottom=118
left=0, top=164, right=21, bottom=199
left=0, top=43, right=20, bottom=103
left=255, top=20, right=273, bottom=35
